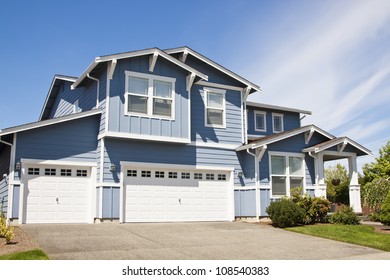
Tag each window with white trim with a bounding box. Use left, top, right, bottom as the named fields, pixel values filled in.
left=125, top=71, right=175, bottom=119
left=61, top=169, right=72, bottom=176
left=218, top=174, right=227, bottom=181
left=270, top=153, right=304, bottom=197
left=181, top=172, right=190, bottom=179
left=194, top=173, right=203, bottom=180
left=141, top=170, right=151, bottom=177
left=168, top=172, right=177, bottom=179
left=127, top=170, right=137, bottom=177
left=155, top=171, right=165, bottom=178
left=28, top=168, right=39, bottom=175
left=206, top=173, right=215, bottom=180
left=272, top=113, right=284, bottom=133
left=45, top=168, right=56, bottom=176
left=76, top=169, right=88, bottom=177
left=254, top=111, right=266, bottom=132
left=204, top=88, right=226, bottom=127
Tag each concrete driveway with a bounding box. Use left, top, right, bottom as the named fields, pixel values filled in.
left=21, top=222, right=386, bottom=260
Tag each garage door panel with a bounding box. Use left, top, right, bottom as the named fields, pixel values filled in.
left=24, top=165, right=91, bottom=224
left=124, top=169, right=231, bottom=222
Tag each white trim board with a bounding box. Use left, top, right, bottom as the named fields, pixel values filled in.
left=99, top=131, right=190, bottom=144
left=120, top=161, right=235, bottom=172
left=21, top=159, right=97, bottom=167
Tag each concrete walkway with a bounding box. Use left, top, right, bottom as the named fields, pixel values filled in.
left=22, top=221, right=388, bottom=260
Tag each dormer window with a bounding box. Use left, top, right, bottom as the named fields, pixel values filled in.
left=272, top=113, right=284, bottom=133
left=125, top=71, right=175, bottom=119
left=204, top=87, right=226, bottom=128
left=255, top=111, right=266, bottom=132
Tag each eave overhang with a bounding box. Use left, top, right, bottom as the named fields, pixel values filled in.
left=236, top=125, right=334, bottom=151
left=165, top=46, right=262, bottom=94
left=302, top=136, right=373, bottom=157
left=71, top=48, right=208, bottom=89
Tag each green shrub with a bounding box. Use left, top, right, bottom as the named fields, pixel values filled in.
left=266, top=199, right=305, bottom=228
left=329, top=206, right=360, bottom=225
left=290, top=188, right=331, bottom=224
left=380, top=192, right=390, bottom=226
left=368, top=210, right=382, bottom=222
left=361, top=178, right=390, bottom=211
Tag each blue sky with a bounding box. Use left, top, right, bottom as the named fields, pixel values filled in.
left=0, top=0, right=389, bottom=171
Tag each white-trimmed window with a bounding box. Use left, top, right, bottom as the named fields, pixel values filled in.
left=28, top=168, right=39, bottom=175
left=61, top=169, right=72, bottom=176
left=76, top=169, right=88, bottom=177
left=204, top=87, right=226, bottom=128
left=127, top=170, right=137, bottom=177
left=269, top=153, right=305, bottom=197
left=255, top=111, right=267, bottom=132
left=181, top=172, right=190, bottom=179
left=125, top=71, right=176, bottom=119
left=272, top=113, right=284, bottom=133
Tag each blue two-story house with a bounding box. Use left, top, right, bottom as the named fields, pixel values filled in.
left=0, top=47, right=372, bottom=224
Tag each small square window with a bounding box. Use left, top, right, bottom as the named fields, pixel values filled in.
left=28, top=168, right=39, bottom=175
left=194, top=173, right=203, bottom=180
left=168, top=172, right=177, bottom=179
left=141, top=170, right=151, bottom=177
left=45, top=168, right=56, bottom=176
left=76, top=170, right=88, bottom=177
left=218, top=174, right=227, bottom=181
left=61, top=169, right=72, bottom=176
left=155, top=171, right=165, bottom=178
left=206, top=173, right=214, bottom=180
left=127, top=170, right=137, bottom=177
left=181, top=172, right=190, bottom=179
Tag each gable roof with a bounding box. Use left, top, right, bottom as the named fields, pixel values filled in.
left=165, top=46, right=262, bottom=93
left=236, top=125, right=334, bottom=151
left=0, top=109, right=101, bottom=137
left=302, top=136, right=373, bottom=156
left=39, top=75, right=78, bottom=121
left=246, top=101, right=312, bottom=115
left=71, top=47, right=208, bottom=89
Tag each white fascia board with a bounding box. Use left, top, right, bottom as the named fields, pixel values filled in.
left=0, top=109, right=102, bottom=137
left=21, top=158, right=97, bottom=167
left=100, top=131, right=190, bottom=144
left=72, top=48, right=208, bottom=89
left=120, top=161, right=235, bottom=172
left=246, top=101, right=312, bottom=115
left=235, top=125, right=334, bottom=151
left=303, top=137, right=373, bottom=156
left=165, top=47, right=262, bottom=93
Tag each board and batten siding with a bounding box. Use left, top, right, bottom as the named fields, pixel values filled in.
left=108, top=56, right=190, bottom=140
left=14, top=115, right=100, bottom=180
left=102, top=138, right=244, bottom=185
left=191, top=85, right=243, bottom=145
left=246, top=106, right=301, bottom=137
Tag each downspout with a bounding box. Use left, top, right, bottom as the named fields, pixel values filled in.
left=87, top=74, right=100, bottom=108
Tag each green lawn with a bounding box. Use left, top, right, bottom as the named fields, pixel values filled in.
left=286, top=224, right=390, bottom=252
left=0, top=249, right=49, bottom=260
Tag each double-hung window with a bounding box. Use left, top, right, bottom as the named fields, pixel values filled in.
left=255, top=111, right=267, bottom=132
left=272, top=113, right=284, bottom=133
left=125, top=71, right=175, bottom=119
left=204, top=88, right=226, bottom=127
left=270, top=153, right=304, bottom=197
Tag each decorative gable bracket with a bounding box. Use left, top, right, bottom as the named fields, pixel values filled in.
left=186, top=73, right=196, bottom=92
left=337, top=139, right=348, bottom=153
left=305, top=127, right=315, bottom=144
left=149, top=51, right=159, bottom=72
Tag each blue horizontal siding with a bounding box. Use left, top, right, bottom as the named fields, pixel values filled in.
left=108, top=56, right=189, bottom=140
left=247, top=106, right=301, bottom=137
left=15, top=115, right=99, bottom=179
left=191, top=84, right=242, bottom=145
left=0, top=178, right=8, bottom=214
left=50, top=71, right=106, bottom=119
left=102, top=138, right=243, bottom=185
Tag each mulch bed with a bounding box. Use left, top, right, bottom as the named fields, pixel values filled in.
left=0, top=227, right=40, bottom=256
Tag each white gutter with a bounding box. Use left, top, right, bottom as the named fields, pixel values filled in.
left=87, top=74, right=100, bottom=108
left=0, top=138, right=13, bottom=147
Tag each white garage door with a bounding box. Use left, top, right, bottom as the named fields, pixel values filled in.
left=24, top=165, right=91, bottom=224
left=124, top=167, right=231, bottom=222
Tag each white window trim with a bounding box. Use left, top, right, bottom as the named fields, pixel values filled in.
left=272, top=113, right=284, bottom=133
left=254, top=110, right=267, bottom=132
left=203, top=87, right=226, bottom=128
left=124, top=70, right=176, bottom=120
left=268, top=151, right=305, bottom=198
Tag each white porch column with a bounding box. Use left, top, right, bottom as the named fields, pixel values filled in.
left=348, top=155, right=362, bottom=213
left=315, top=153, right=327, bottom=198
